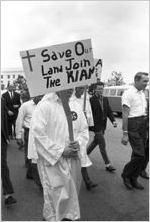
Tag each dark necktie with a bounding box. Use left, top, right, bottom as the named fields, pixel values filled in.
left=99, top=96, right=103, bottom=111
left=11, top=92, right=13, bottom=99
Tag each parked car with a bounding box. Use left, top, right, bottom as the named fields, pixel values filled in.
left=103, top=85, right=149, bottom=116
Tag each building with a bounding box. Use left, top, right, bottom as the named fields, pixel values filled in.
left=1, top=68, right=25, bottom=88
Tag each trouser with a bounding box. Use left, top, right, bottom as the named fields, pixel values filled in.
left=122, top=116, right=147, bottom=179
left=1, top=136, right=14, bottom=195
left=81, top=167, right=91, bottom=184
left=24, top=127, right=32, bottom=176
left=87, top=131, right=110, bottom=164
left=8, top=115, right=17, bottom=137
left=141, top=137, right=149, bottom=171
left=32, top=163, right=42, bottom=188
left=24, top=128, right=42, bottom=187
left=7, top=115, right=13, bottom=137
left=12, top=121, right=16, bottom=138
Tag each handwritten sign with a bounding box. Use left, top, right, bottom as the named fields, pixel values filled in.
left=20, top=39, right=96, bottom=97
left=94, top=58, right=102, bottom=80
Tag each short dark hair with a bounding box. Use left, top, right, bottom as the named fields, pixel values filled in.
left=95, top=81, right=105, bottom=88
left=134, top=72, right=148, bottom=82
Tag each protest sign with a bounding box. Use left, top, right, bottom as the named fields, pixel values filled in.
left=94, top=58, right=102, bottom=80
left=20, top=39, right=96, bottom=97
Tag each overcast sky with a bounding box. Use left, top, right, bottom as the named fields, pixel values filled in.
left=1, top=1, right=149, bottom=83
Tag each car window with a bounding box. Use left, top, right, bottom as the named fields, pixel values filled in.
left=117, top=89, right=124, bottom=96
left=110, top=89, right=116, bottom=96
left=104, top=89, right=109, bottom=96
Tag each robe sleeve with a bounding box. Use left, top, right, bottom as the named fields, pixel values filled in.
left=31, top=103, right=64, bottom=166
left=86, top=99, right=94, bottom=127
left=75, top=105, right=92, bottom=168
left=16, top=103, right=26, bottom=139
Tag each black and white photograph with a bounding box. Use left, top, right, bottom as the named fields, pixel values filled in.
left=1, top=1, right=149, bottom=221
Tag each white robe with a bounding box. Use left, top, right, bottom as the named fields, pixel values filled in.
left=71, top=93, right=94, bottom=127
left=28, top=93, right=91, bottom=221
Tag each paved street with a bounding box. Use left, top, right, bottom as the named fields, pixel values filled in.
left=1, top=117, right=149, bottom=221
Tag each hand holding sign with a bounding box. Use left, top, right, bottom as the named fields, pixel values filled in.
left=62, top=141, right=79, bottom=159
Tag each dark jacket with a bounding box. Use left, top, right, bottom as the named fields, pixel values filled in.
left=90, top=95, right=115, bottom=132
left=1, top=97, right=9, bottom=144
left=2, top=91, right=21, bottom=117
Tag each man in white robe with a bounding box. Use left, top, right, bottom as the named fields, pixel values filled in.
left=28, top=89, right=91, bottom=221
left=73, top=86, right=94, bottom=127
left=72, top=86, right=98, bottom=190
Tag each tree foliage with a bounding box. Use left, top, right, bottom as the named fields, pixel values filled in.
left=107, top=71, right=125, bottom=86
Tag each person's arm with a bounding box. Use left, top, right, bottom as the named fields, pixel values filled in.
left=121, top=90, right=132, bottom=145
left=17, top=94, right=21, bottom=108
left=121, top=105, right=130, bottom=145
left=16, top=104, right=26, bottom=140
left=2, top=93, right=14, bottom=116
left=1, top=98, right=9, bottom=143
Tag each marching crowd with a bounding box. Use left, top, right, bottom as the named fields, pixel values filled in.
left=1, top=72, right=149, bottom=221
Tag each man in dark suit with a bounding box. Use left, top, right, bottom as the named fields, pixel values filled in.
left=2, top=84, right=21, bottom=139
left=1, top=97, right=17, bottom=206
left=87, top=82, right=117, bottom=172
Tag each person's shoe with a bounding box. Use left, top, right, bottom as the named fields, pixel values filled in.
left=130, top=179, right=144, bottom=190
left=86, top=181, right=98, bottom=191
left=106, top=165, right=116, bottom=172
left=5, top=196, right=17, bottom=206
left=121, top=174, right=133, bottom=190
left=140, top=171, right=149, bottom=179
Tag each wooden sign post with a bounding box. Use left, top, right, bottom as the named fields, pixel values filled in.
left=83, top=85, right=88, bottom=118
left=59, top=93, right=74, bottom=142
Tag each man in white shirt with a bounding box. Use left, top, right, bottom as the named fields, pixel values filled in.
left=121, top=72, right=149, bottom=190
left=16, top=95, right=43, bottom=186
left=28, top=89, right=90, bottom=221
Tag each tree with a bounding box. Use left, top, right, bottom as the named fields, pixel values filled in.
left=107, top=71, right=125, bottom=86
